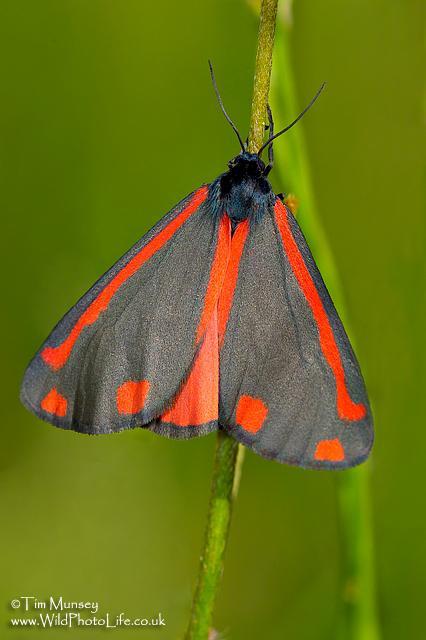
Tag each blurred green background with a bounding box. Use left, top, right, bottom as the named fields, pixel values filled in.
left=1, top=1, right=424, bottom=638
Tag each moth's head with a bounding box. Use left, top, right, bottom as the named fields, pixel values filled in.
left=227, top=152, right=267, bottom=179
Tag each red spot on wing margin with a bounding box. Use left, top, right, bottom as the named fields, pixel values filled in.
left=40, top=388, right=68, bottom=417
left=42, top=187, right=208, bottom=371
left=274, top=200, right=366, bottom=422
left=236, top=395, right=268, bottom=433
left=314, top=438, right=345, bottom=462
left=116, top=380, right=150, bottom=415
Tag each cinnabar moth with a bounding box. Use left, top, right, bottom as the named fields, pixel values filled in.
left=21, top=67, right=373, bottom=470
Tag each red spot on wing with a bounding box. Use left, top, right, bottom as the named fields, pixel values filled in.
left=274, top=200, right=366, bottom=422
left=42, top=187, right=208, bottom=371
left=236, top=395, right=268, bottom=433
left=217, top=219, right=250, bottom=347
left=162, top=307, right=219, bottom=427
left=196, top=215, right=231, bottom=344
left=314, top=438, right=345, bottom=462
left=40, top=388, right=68, bottom=417
left=116, top=380, right=150, bottom=415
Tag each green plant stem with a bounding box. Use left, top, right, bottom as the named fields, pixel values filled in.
left=185, top=432, right=239, bottom=640
left=248, top=0, right=279, bottom=152
left=185, top=2, right=278, bottom=638
left=337, top=468, right=379, bottom=640
left=270, top=5, right=380, bottom=639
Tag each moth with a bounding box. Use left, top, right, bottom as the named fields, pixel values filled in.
left=21, top=65, right=373, bottom=469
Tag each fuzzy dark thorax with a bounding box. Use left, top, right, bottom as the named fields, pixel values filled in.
left=208, top=152, right=275, bottom=223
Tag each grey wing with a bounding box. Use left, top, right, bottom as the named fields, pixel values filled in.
left=219, top=201, right=373, bottom=469
left=21, top=186, right=226, bottom=435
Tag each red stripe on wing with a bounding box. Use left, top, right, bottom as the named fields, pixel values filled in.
left=162, top=214, right=244, bottom=427
left=217, top=218, right=250, bottom=347
left=163, top=215, right=230, bottom=427
left=161, top=307, right=219, bottom=426
left=196, top=214, right=231, bottom=344
left=274, top=200, right=366, bottom=422
left=42, top=187, right=208, bottom=371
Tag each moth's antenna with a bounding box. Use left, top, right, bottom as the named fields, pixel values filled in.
left=209, top=60, right=245, bottom=153
left=258, top=83, right=326, bottom=156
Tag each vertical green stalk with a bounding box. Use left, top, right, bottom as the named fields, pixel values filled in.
left=185, top=2, right=278, bottom=638
left=269, top=4, right=380, bottom=639
left=337, top=465, right=380, bottom=640
left=247, top=0, right=278, bottom=152
left=185, top=432, right=239, bottom=640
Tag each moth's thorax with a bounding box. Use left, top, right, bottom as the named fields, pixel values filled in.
left=210, top=152, right=275, bottom=223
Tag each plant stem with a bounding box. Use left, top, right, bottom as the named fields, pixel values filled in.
left=185, top=2, right=279, bottom=638
left=270, top=4, right=380, bottom=639
left=248, top=0, right=279, bottom=152
left=185, top=432, right=239, bottom=640
left=337, top=468, right=380, bottom=640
